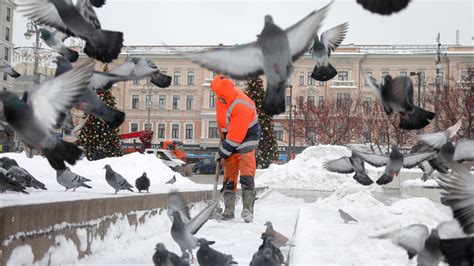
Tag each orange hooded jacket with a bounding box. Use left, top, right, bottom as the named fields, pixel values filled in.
left=210, top=76, right=261, bottom=159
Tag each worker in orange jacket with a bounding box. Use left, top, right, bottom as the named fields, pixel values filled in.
left=211, top=75, right=261, bottom=222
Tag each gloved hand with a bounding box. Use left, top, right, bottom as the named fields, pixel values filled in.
left=214, top=152, right=221, bottom=162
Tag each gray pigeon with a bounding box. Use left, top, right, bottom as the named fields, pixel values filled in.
left=4, top=163, right=46, bottom=190
left=0, top=59, right=21, bottom=78
left=196, top=238, right=237, bottom=266
left=17, top=0, right=123, bottom=63
left=152, top=243, right=190, bottom=266
left=324, top=152, right=373, bottom=185
left=167, top=190, right=221, bottom=258
left=255, top=234, right=285, bottom=265
left=103, top=164, right=133, bottom=194
left=54, top=56, right=125, bottom=129
left=357, top=0, right=411, bottom=15
left=0, top=60, right=93, bottom=170
left=416, top=120, right=462, bottom=150
left=183, top=1, right=332, bottom=115
left=165, top=175, right=176, bottom=184
left=0, top=172, right=28, bottom=194
left=311, top=22, right=349, bottom=81
left=338, top=209, right=358, bottom=223
left=56, top=167, right=92, bottom=191
left=250, top=247, right=278, bottom=266
left=135, top=172, right=150, bottom=193
left=264, top=221, right=289, bottom=248
left=365, top=74, right=435, bottom=130
left=40, top=27, right=78, bottom=62
left=353, top=146, right=435, bottom=185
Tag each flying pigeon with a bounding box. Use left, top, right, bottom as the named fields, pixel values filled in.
left=324, top=152, right=374, bottom=185
left=338, top=209, right=358, bottom=223
left=0, top=61, right=93, bottom=170
left=103, top=164, right=133, bottom=194
left=196, top=238, right=237, bottom=266
left=365, top=74, right=435, bottom=130
left=17, top=0, right=123, bottom=63
left=165, top=175, right=176, bottom=185
left=0, top=171, right=28, bottom=194
left=416, top=120, right=462, bottom=150
left=182, top=1, right=332, bottom=115
left=311, top=22, right=349, bottom=81
left=0, top=59, right=21, bottom=78
left=353, top=146, right=435, bottom=185
left=167, top=190, right=221, bottom=258
left=438, top=235, right=474, bottom=265
left=56, top=167, right=92, bottom=191
left=135, top=172, right=150, bottom=193
left=152, top=243, right=190, bottom=266
left=357, top=0, right=411, bottom=15
left=40, top=27, right=78, bottom=62
left=264, top=221, right=289, bottom=248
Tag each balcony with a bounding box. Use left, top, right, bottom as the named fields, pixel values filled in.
left=331, top=80, right=356, bottom=88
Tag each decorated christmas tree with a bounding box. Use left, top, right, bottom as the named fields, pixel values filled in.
left=77, top=65, right=124, bottom=160
left=244, top=77, right=279, bottom=168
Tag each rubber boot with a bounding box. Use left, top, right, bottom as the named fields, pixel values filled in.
left=241, top=189, right=256, bottom=223
left=222, top=191, right=236, bottom=220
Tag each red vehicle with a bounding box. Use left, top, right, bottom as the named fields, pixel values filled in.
left=119, top=130, right=153, bottom=154
left=159, top=140, right=187, bottom=162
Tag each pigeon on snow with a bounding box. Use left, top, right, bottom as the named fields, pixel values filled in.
left=0, top=171, right=28, bottom=194
left=135, top=172, right=150, bottom=193
left=264, top=221, right=289, bottom=248
left=357, top=0, right=411, bottom=15
left=40, top=27, right=79, bottom=62
left=353, top=145, right=435, bottom=185
left=56, top=167, right=92, bottom=191
left=365, top=74, right=435, bottom=130
left=166, top=175, right=176, bottom=185
left=196, top=238, right=237, bottom=266
left=252, top=234, right=285, bottom=265
left=152, top=243, right=190, bottom=266
left=182, top=1, right=332, bottom=115
left=311, top=22, right=349, bottom=81
left=167, top=190, right=221, bottom=258
left=0, top=60, right=93, bottom=170
left=103, top=164, right=133, bottom=194
left=338, top=209, right=358, bottom=223
left=324, top=152, right=373, bottom=186
left=17, top=0, right=123, bottom=63
left=0, top=59, right=21, bottom=78
left=6, top=165, right=47, bottom=190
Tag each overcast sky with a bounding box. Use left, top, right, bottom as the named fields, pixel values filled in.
left=13, top=0, right=473, bottom=48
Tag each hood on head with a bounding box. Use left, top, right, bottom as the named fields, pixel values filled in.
left=210, top=76, right=238, bottom=104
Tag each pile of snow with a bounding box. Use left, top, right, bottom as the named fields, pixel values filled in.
left=401, top=179, right=440, bottom=187
left=0, top=152, right=208, bottom=207
left=256, top=145, right=384, bottom=191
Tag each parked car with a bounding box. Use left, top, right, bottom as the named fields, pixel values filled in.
left=145, top=149, right=185, bottom=171
left=192, top=157, right=224, bottom=175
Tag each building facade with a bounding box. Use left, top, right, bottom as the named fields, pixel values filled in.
left=0, top=0, right=14, bottom=91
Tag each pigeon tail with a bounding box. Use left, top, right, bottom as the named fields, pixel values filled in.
left=311, top=63, right=337, bottom=82
left=83, top=30, right=123, bottom=63
left=353, top=172, right=374, bottom=186
left=151, top=73, right=172, bottom=88
left=376, top=173, right=394, bottom=185
left=31, top=179, right=47, bottom=190
left=263, top=80, right=286, bottom=115
left=81, top=183, right=92, bottom=189
left=399, top=106, right=435, bottom=130
left=90, top=105, right=125, bottom=129
left=43, top=140, right=83, bottom=170
left=9, top=69, right=21, bottom=78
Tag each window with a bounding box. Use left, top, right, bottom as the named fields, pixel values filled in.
left=158, top=124, right=166, bottom=138
left=307, top=96, right=315, bottom=106
left=145, top=95, right=152, bottom=109
left=363, top=97, right=372, bottom=113
left=173, top=71, right=181, bottom=85
left=318, top=96, right=324, bottom=106
left=307, top=72, right=314, bottom=86
left=5, top=27, right=10, bottom=41
left=273, top=125, right=284, bottom=141
left=364, top=72, right=373, bottom=86
left=159, top=95, right=166, bottom=110
left=185, top=124, right=193, bottom=139
left=381, top=71, right=390, bottom=85
left=132, top=95, right=139, bottom=109
left=144, top=123, right=152, bottom=131
left=3, top=73, right=7, bottom=81
left=208, top=121, right=219, bottom=138
left=338, top=71, right=348, bottom=81
left=399, top=71, right=408, bottom=77
left=319, top=81, right=325, bottom=86
left=186, top=95, right=194, bottom=110
left=130, top=123, right=138, bottom=132
left=133, top=79, right=139, bottom=85
left=172, top=95, right=180, bottom=110
left=4, top=47, right=9, bottom=61
left=209, top=91, right=215, bottom=108
left=6, top=7, right=11, bottom=22
left=285, top=96, right=291, bottom=111
left=171, top=124, right=179, bottom=139
left=187, top=71, right=195, bottom=85
left=336, top=93, right=351, bottom=109
left=299, top=72, right=305, bottom=86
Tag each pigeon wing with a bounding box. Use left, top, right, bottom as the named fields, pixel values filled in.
left=168, top=191, right=192, bottom=224
left=323, top=157, right=354, bottom=173
left=321, top=22, right=349, bottom=55
left=76, top=0, right=101, bottom=29
left=184, top=44, right=264, bottom=80
left=403, top=152, right=436, bottom=168
left=187, top=195, right=221, bottom=235
left=375, top=224, right=430, bottom=257
left=29, top=60, right=93, bottom=130
left=131, top=59, right=159, bottom=77
left=390, top=76, right=413, bottom=107
left=352, top=151, right=390, bottom=167
left=16, top=0, right=69, bottom=33
left=285, top=1, right=332, bottom=61
left=89, top=72, right=136, bottom=90
left=417, top=131, right=449, bottom=149
left=453, top=139, right=474, bottom=162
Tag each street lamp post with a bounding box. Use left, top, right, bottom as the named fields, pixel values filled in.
left=435, top=33, right=442, bottom=131
left=24, top=20, right=41, bottom=84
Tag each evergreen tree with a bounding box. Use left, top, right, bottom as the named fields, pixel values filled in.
left=244, top=77, right=279, bottom=168
left=77, top=65, right=123, bottom=160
